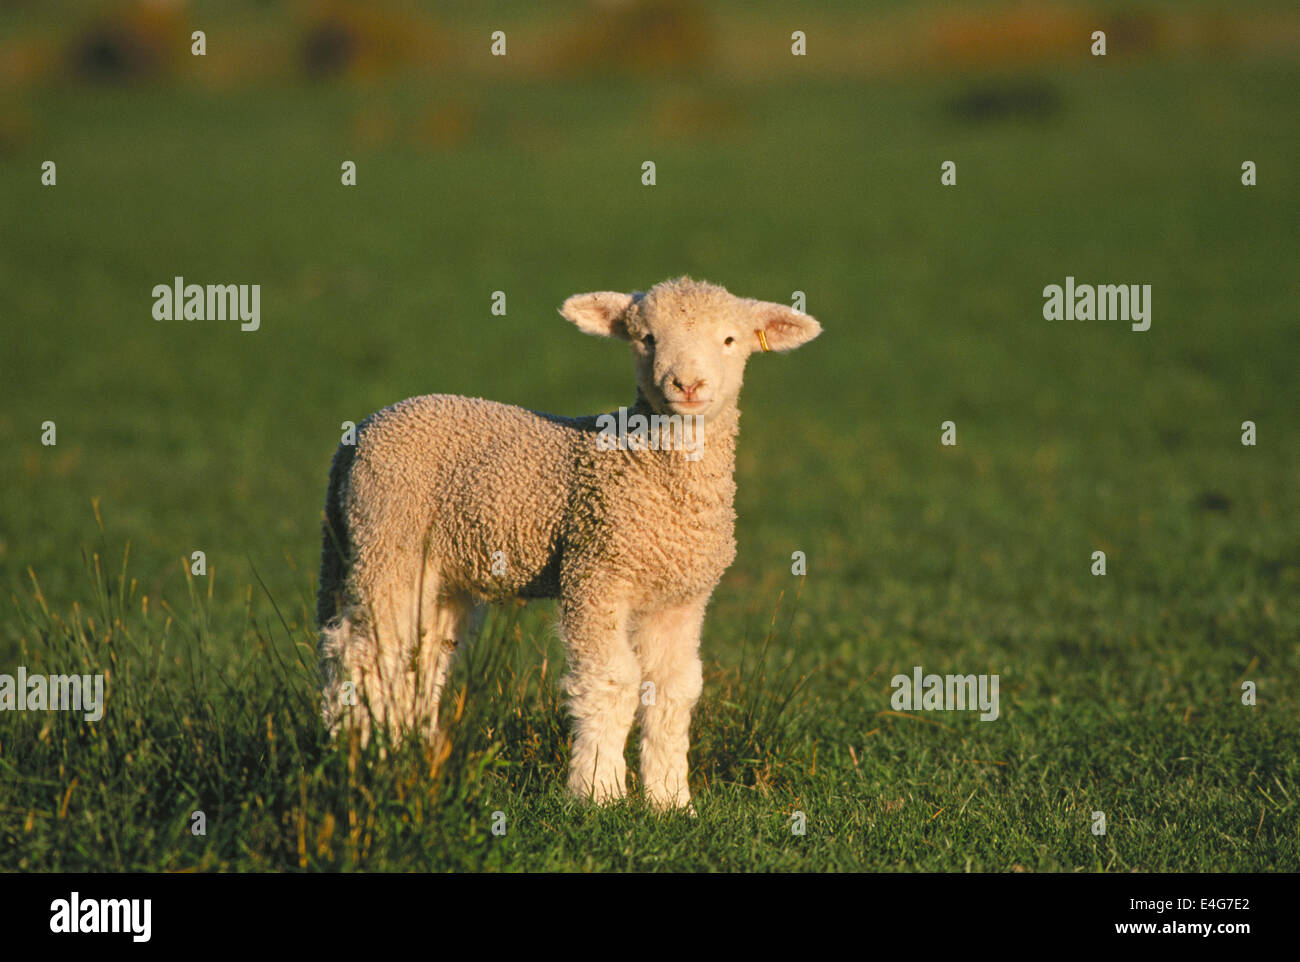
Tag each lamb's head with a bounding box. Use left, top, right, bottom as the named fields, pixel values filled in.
left=559, top=277, right=821, bottom=423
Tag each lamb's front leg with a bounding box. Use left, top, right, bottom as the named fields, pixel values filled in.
left=632, top=597, right=707, bottom=811
left=559, top=597, right=639, bottom=804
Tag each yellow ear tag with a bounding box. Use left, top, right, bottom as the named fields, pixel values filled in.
left=756, top=329, right=771, bottom=352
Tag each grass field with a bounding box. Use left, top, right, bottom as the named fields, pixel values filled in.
left=1, top=6, right=1298, bottom=871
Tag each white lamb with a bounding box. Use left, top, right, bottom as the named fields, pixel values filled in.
left=316, top=276, right=821, bottom=809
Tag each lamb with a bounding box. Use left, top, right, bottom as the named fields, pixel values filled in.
left=316, top=276, right=821, bottom=809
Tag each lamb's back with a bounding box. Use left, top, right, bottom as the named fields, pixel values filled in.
left=345, top=394, right=579, bottom=598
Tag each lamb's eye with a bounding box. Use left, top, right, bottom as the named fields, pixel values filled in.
left=642, top=333, right=655, bottom=347
left=724, top=336, right=735, bottom=346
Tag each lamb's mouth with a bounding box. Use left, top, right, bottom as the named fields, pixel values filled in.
left=665, top=399, right=709, bottom=415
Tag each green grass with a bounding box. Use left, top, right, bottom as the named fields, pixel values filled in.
left=1, top=35, right=1297, bottom=870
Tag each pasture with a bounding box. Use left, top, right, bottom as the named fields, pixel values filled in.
left=1, top=2, right=1297, bottom=871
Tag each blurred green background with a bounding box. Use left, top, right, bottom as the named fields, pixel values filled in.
left=0, top=1, right=1297, bottom=870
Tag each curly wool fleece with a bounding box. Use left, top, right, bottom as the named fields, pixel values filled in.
left=317, top=276, right=821, bottom=809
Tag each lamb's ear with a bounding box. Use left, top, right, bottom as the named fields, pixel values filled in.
left=559, top=291, right=636, bottom=339
left=743, top=299, right=822, bottom=353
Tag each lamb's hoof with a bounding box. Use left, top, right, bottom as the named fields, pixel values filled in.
left=647, top=793, right=696, bottom=816
left=568, top=776, right=626, bottom=806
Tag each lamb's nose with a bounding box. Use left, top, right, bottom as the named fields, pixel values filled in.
left=674, top=378, right=706, bottom=401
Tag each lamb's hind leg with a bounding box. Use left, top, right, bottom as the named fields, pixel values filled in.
left=319, top=607, right=407, bottom=748
left=320, top=556, right=426, bottom=747
left=412, top=591, right=476, bottom=743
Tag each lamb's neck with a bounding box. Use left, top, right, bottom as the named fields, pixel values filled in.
left=695, top=406, right=739, bottom=474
